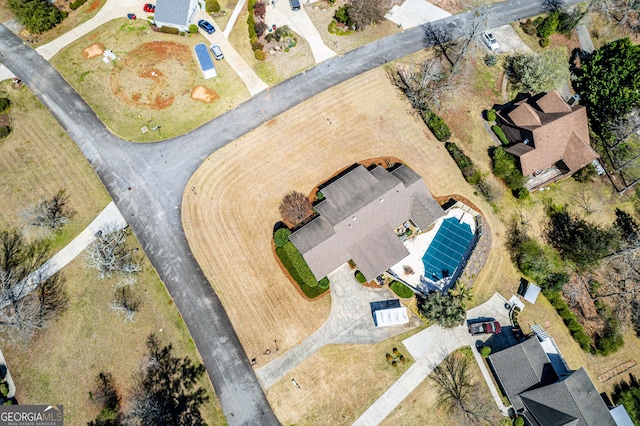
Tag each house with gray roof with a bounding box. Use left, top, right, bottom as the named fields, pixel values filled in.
left=289, top=164, right=445, bottom=280
left=154, top=0, right=201, bottom=32
left=488, top=337, right=618, bottom=426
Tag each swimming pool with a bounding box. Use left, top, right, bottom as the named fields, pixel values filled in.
left=421, top=217, right=474, bottom=281
left=194, top=43, right=217, bottom=79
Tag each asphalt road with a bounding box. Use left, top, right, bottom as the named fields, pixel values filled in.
left=0, top=0, right=584, bottom=423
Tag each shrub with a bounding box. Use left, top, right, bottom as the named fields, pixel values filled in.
left=276, top=242, right=328, bottom=298
left=390, top=281, right=414, bottom=298
left=520, top=19, right=536, bottom=36
left=573, top=163, right=597, bottom=182
left=273, top=228, right=291, bottom=248
left=445, top=142, right=481, bottom=184
left=492, top=147, right=525, bottom=191
left=7, top=0, right=66, bottom=33
left=189, top=24, right=198, bottom=34
left=491, top=125, right=509, bottom=145
left=255, top=21, right=268, bottom=37
left=424, top=111, right=451, bottom=142
left=334, top=5, right=350, bottom=24
left=159, top=26, right=179, bottom=34
left=514, top=417, right=525, bottom=426
left=544, top=290, right=593, bottom=352
left=70, top=0, right=87, bottom=10
left=594, top=317, right=624, bottom=356
left=254, top=1, right=266, bottom=18
left=536, top=12, right=559, bottom=40
left=206, top=0, right=221, bottom=12
left=247, top=14, right=257, bottom=39
left=484, top=54, right=498, bottom=67
left=513, top=187, right=530, bottom=199
left=318, top=277, right=330, bottom=289
left=486, top=108, right=497, bottom=122
left=254, top=49, right=266, bottom=60
left=250, top=38, right=264, bottom=51
left=0, top=126, right=10, bottom=139
left=539, top=37, right=550, bottom=48
left=0, top=98, right=9, bottom=114
left=480, top=346, right=492, bottom=358
left=355, top=271, right=366, bottom=283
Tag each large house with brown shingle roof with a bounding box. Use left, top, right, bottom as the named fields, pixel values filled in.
left=289, top=164, right=445, bottom=281
left=498, top=91, right=599, bottom=186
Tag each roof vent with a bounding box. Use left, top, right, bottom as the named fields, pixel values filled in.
left=524, top=138, right=530, bottom=145
left=353, top=216, right=356, bottom=221
left=380, top=198, right=384, bottom=203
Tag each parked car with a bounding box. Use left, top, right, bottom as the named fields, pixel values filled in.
left=127, top=13, right=136, bottom=20
left=209, top=44, right=224, bottom=60
left=143, top=3, right=155, bottom=12
left=289, top=0, right=301, bottom=10
left=198, top=19, right=215, bottom=34
left=481, top=31, right=499, bottom=52
left=468, top=320, right=501, bottom=336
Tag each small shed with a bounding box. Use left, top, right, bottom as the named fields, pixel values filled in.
left=523, top=282, right=541, bottom=304
left=370, top=299, right=409, bottom=327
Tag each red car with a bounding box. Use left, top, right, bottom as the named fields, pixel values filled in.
left=468, top=320, right=501, bottom=336
left=143, top=3, right=155, bottom=12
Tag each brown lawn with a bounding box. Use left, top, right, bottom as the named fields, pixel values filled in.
left=182, top=66, right=520, bottom=369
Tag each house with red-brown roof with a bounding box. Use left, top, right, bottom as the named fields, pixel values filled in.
left=497, top=91, right=599, bottom=189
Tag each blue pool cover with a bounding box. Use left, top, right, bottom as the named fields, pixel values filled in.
left=194, top=43, right=216, bottom=78
left=422, top=217, right=474, bottom=281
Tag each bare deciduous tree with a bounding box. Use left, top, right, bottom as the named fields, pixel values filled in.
left=431, top=350, right=497, bottom=425
left=111, top=285, right=141, bottom=323
left=278, top=191, right=312, bottom=226
left=387, top=59, right=450, bottom=115
left=570, top=191, right=601, bottom=215
left=347, top=0, right=386, bottom=31
left=0, top=229, right=68, bottom=344
left=22, top=189, right=76, bottom=231
left=589, top=0, right=640, bottom=35
left=86, top=227, right=141, bottom=280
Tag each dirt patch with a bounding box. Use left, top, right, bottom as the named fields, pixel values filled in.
left=87, top=0, right=100, bottom=11
left=190, top=85, right=220, bottom=103
left=110, top=41, right=195, bottom=110
left=0, top=114, right=9, bottom=127
left=82, top=43, right=104, bottom=59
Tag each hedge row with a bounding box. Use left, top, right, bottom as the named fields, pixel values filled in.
left=544, top=290, right=592, bottom=352
left=423, top=111, right=451, bottom=142
left=70, top=0, right=87, bottom=10
left=276, top=241, right=329, bottom=298
left=445, top=142, right=481, bottom=184
left=492, top=125, right=509, bottom=145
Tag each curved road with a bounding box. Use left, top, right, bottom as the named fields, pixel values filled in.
left=0, top=0, right=580, bottom=423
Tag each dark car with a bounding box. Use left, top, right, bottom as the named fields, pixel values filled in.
left=468, top=320, right=501, bottom=336
left=289, top=0, right=301, bottom=10
left=198, top=19, right=215, bottom=34
left=143, top=3, right=155, bottom=12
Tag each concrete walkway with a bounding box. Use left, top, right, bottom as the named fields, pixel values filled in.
left=576, top=24, right=595, bottom=54
left=0, top=202, right=126, bottom=308
left=265, top=0, right=335, bottom=63
left=255, top=264, right=421, bottom=389
left=223, top=0, right=247, bottom=38
left=195, top=11, right=269, bottom=95
left=353, top=293, right=511, bottom=425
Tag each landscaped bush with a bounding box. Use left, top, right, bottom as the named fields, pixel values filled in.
left=492, top=147, right=525, bottom=192
left=423, top=111, right=451, bottom=142
left=0, top=98, right=9, bottom=114
left=491, top=125, right=509, bottom=145
left=544, top=290, right=592, bottom=352
left=486, top=109, right=497, bottom=122
left=318, top=277, right=330, bottom=289
left=189, top=24, right=198, bottom=34
left=536, top=12, right=559, bottom=41
left=484, top=54, right=498, bottom=67
left=206, top=0, right=221, bottom=12
left=334, top=5, right=351, bottom=25
left=520, top=19, right=536, bottom=36
left=445, top=142, right=481, bottom=184
left=247, top=14, right=257, bottom=40
left=355, top=271, right=366, bottom=283
left=273, top=228, right=291, bottom=248
left=0, top=126, right=11, bottom=140
left=513, top=187, right=530, bottom=199
left=159, top=26, right=180, bottom=34
left=276, top=241, right=328, bottom=298
left=254, top=49, right=266, bottom=60
left=70, top=0, right=87, bottom=10
left=480, top=346, right=492, bottom=358
left=390, top=281, right=413, bottom=298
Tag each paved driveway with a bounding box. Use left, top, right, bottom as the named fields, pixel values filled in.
left=385, top=0, right=451, bottom=29
left=354, top=293, right=513, bottom=425
left=255, top=264, right=421, bottom=389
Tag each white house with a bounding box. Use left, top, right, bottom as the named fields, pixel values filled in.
left=154, top=0, right=201, bottom=32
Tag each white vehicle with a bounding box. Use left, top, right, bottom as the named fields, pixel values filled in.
left=209, top=44, right=224, bottom=60
left=481, top=31, right=499, bottom=52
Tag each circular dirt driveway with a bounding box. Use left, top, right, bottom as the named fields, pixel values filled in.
left=110, top=41, right=197, bottom=110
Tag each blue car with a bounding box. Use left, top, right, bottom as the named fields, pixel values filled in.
left=198, top=19, right=215, bottom=34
